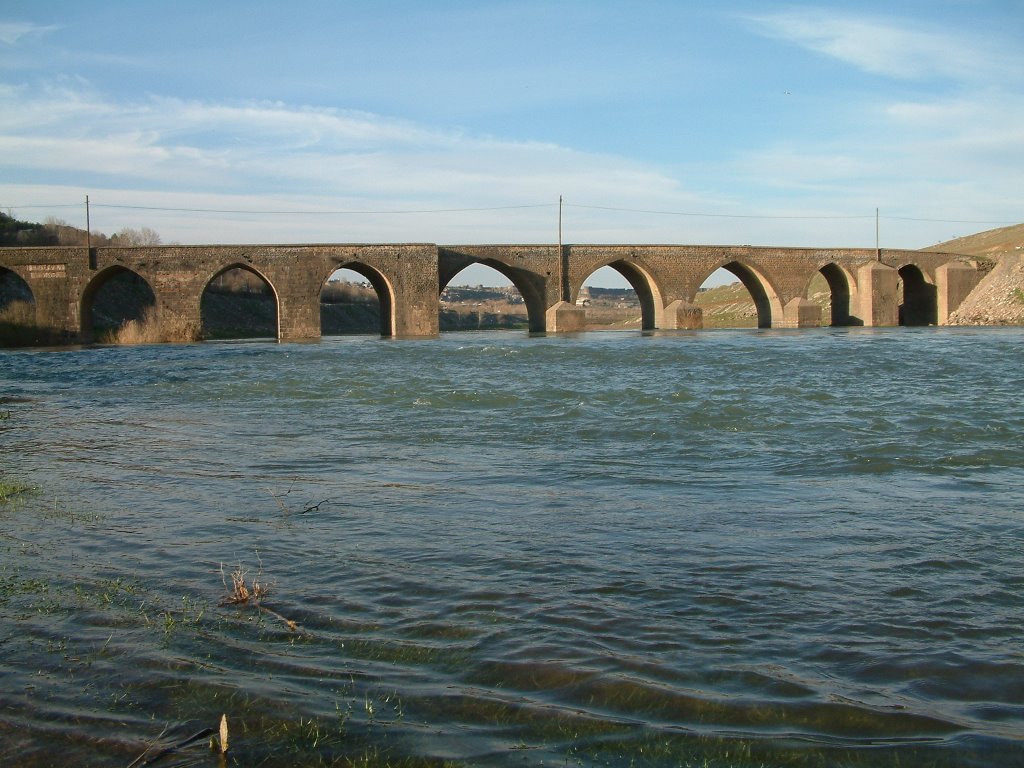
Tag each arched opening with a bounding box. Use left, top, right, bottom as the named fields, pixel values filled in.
left=81, top=266, right=156, bottom=342
left=579, top=262, right=661, bottom=331
left=320, top=265, right=390, bottom=337
left=808, top=263, right=861, bottom=326
left=201, top=265, right=278, bottom=340
left=695, top=264, right=780, bottom=328
left=0, top=267, right=37, bottom=345
left=898, top=265, right=937, bottom=326
left=439, top=262, right=534, bottom=332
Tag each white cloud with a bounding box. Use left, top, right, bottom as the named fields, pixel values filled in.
left=1, top=72, right=1019, bottom=252
left=0, top=84, right=719, bottom=244
left=0, top=84, right=692, bottom=207
left=0, top=21, right=59, bottom=45
left=744, top=9, right=1010, bottom=82
left=155, top=98, right=452, bottom=150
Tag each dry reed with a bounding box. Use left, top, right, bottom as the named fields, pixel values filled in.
left=0, top=299, right=34, bottom=326
left=220, top=562, right=269, bottom=605
left=219, top=560, right=297, bottom=632
left=101, top=307, right=202, bottom=345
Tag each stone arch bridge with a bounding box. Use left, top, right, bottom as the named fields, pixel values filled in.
left=0, top=242, right=983, bottom=342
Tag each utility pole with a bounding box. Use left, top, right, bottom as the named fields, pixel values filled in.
left=875, top=207, right=880, bottom=261
left=558, top=195, right=569, bottom=302
left=86, top=195, right=96, bottom=269
left=558, top=194, right=563, bottom=251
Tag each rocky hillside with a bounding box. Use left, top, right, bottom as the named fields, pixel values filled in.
left=930, top=223, right=1024, bottom=325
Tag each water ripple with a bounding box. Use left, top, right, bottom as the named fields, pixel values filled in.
left=1, top=328, right=1023, bottom=765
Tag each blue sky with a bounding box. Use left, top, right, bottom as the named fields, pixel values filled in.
left=1, top=1, right=1022, bottom=286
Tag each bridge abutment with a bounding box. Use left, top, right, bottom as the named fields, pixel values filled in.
left=936, top=261, right=981, bottom=325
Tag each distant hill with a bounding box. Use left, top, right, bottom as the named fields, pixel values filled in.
left=693, top=222, right=1024, bottom=328
left=929, top=222, right=1024, bottom=261
left=0, top=212, right=59, bottom=246
left=929, top=223, right=1024, bottom=325
left=694, top=282, right=758, bottom=328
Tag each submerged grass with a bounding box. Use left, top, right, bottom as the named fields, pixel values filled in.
left=0, top=476, right=34, bottom=502
left=0, top=481, right=981, bottom=768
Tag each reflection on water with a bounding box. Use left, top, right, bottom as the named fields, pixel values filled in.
left=1, top=328, right=1023, bottom=766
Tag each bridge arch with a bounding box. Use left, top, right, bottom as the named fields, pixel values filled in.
left=440, top=258, right=547, bottom=333
left=80, top=265, right=157, bottom=342
left=0, top=267, right=36, bottom=343
left=578, top=259, right=665, bottom=331
left=811, top=262, right=860, bottom=326
left=704, top=261, right=784, bottom=329
left=0, top=266, right=34, bottom=310
left=897, top=264, right=938, bottom=326
left=319, top=261, right=395, bottom=337
left=201, top=263, right=279, bottom=340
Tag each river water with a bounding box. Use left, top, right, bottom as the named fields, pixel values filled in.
left=1, top=328, right=1022, bottom=767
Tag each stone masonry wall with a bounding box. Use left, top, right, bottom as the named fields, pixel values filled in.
left=0, top=243, right=982, bottom=343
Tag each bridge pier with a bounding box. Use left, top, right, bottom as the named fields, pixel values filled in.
left=663, top=299, right=703, bottom=330
left=151, top=287, right=201, bottom=343
left=936, top=261, right=980, bottom=325
left=391, top=256, right=441, bottom=338
left=545, top=301, right=587, bottom=333
left=278, top=294, right=320, bottom=341
left=31, top=270, right=81, bottom=343
left=780, top=298, right=822, bottom=328
left=857, top=262, right=900, bottom=326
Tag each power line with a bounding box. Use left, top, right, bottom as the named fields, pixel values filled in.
left=882, top=215, right=1020, bottom=225
left=565, top=202, right=874, bottom=220
left=90, top=202, right=557, bottom=215
left=566, top=203, right=1019, bottom=225
left=2, top=204, right=82, bottom=210
left=4, top=198, right=1018, bottom=226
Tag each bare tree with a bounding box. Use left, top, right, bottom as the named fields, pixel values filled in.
left=43, top=217, right=91, bottom=245
left=110, top=227, right=162, bottom=246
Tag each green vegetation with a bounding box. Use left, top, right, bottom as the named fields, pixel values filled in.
left=0, top=212, right=59, bottom=246
left=694, top=282, right=758, bottom=328
left=1, top=211, right=164, bottom=247
left=0, top=476, right=33, bottom=502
